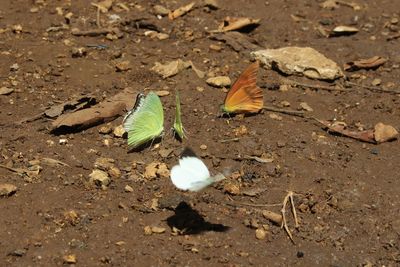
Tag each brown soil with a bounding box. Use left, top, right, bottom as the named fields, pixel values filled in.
left=1, top=0, right=400, bottom=266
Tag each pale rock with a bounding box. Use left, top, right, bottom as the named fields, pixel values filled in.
left=206, top=76, right=231, bottom=87
left=255, top=228, right=267, bottom=240
left=374, top=123, right=398, bottom=143
left=113, top=125, right=126, bottom=137
left=0, top=183, right=17, bottom=197
left=89, top=169, right=111, bottom=187
left=0, top=87, right=14, bottom=95
left=156, top=163, right=170, bottom=178
left=124, top=185, right=134, bottom=192
left=251, top=47, right=344, bottom=80
left=300, top=102, right=313, bottom=112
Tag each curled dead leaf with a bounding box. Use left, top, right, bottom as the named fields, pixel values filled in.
left=344, top=56, right=387, bottom=71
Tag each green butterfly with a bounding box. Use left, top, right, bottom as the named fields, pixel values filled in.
left=123, top=91, right=164, bottom=149
left=173, top=90, right=186, bottom=140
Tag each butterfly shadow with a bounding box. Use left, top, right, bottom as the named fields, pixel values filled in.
left=166, top=201, right=230, bottom=235
left=218, top=112, right=260, bottom=119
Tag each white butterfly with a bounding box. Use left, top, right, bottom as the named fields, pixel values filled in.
left=170, top=148, right=225, bottom=192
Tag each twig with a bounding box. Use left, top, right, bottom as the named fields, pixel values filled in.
left=289, top=192, right=299, bottom=228
left=263, top=106, right=305, bottom=117
left=346, top=81, right=400, bottom=94
left=220, top=137, right=240, bottom=143
left=96, top=7, right=101, bottom=28
left=71, top=28, right=116, bottom=37
left=226, top=202, right=282, bottom=208
left=281, top=192, right=295, bottom=243
left=0, top=164, right=27, bottom=176
left=282, top=78, right=349, bottom=92
left=0, top=164, right=19, bottom=173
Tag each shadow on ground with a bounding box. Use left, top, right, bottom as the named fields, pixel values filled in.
left=167, top=202, right=230, bottom=235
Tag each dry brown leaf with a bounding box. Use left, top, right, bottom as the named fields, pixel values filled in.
left=151, top=60, right=191, bottom=79
left=189, top=61, right=205, bottom=78
left=318, top=120, right=375, bottom=143
left=168, top=2, right=195, bottom=20
left=344, top=56, right=387, bottom=71
left=215, top=17, right=260, bottom=32
left=51, top=87, right=137, bottom=133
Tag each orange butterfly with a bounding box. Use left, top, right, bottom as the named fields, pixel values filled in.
left=221, top=61, right=264, bottom=114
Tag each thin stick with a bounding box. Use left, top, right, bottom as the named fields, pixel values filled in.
left=282, top=78, right=349, bottom=92
left=281, top=192, right=295, bottom=243
left=220, top=137, right=240, bottom=143
left=346, top=81, right=400, bottom=94
left=0, top=164, right=19, bottom=173
left=289, top=191, right=299, bottom=228
left=263, top=106, right=305, bottom=117
left=96, top=7, right=101, bottom=28
left=226, top=202, right=282, bottom=208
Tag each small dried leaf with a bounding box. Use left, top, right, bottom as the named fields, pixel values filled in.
left=168, top=2, right=195, bottom=20
left=318, top=119, right=375, bottom=143
left=344, top=56, right=387, bottom=71
left=151, top=60, right=191, bottom=79
left=215, top=17, right=260, bottom=32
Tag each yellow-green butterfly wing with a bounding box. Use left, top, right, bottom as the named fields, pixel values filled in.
left=123, top=92, right=164, bottom=149
left=173, top=91, right=185, bottom=140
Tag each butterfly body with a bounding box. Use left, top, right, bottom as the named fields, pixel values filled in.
left=222, top=61, right=264, bottom=114
left=123, top=92, right=164, bottom=149
left=173, top=91, right=186, bottom=140
left=170, top=148, right=225, bottom=192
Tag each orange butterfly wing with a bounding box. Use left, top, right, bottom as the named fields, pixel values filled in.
left=223, top=61, right=263, bottom=114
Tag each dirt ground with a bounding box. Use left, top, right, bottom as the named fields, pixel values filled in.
left=1, top=0, right=400, bottom=266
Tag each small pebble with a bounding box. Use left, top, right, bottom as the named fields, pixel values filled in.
left=200, top=144, right=207, bottom=150
left=255, top=228, right=267, bottom=240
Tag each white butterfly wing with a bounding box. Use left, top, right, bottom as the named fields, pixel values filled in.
left=170, top=156, right=213, bottom=192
